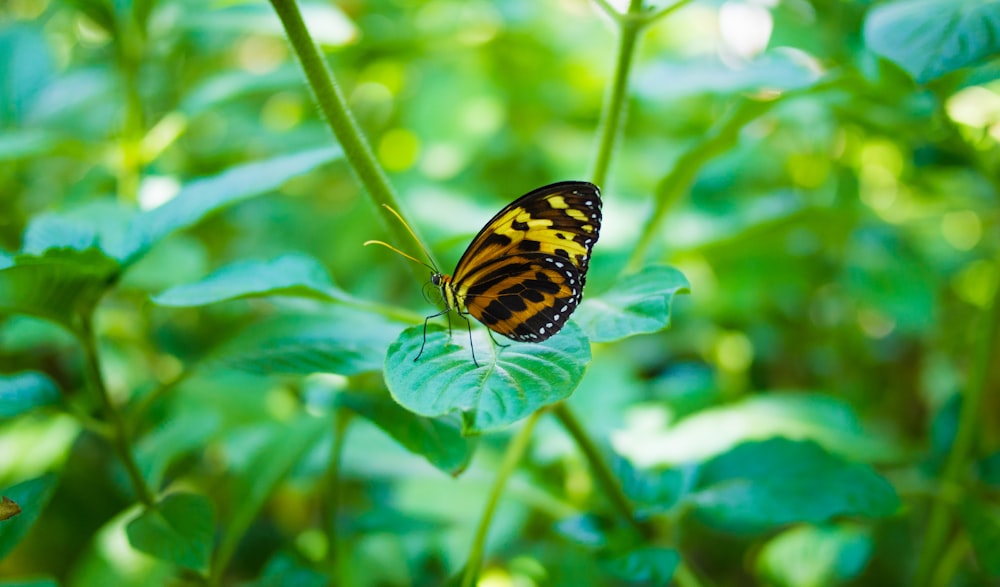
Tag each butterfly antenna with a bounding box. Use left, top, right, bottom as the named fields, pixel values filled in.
left=371, top=204, right=440, bottom=272
left=364, top=239, right=436, bottom=272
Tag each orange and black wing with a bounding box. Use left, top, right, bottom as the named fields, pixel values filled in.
left=449, top=181, right=602, bottom=342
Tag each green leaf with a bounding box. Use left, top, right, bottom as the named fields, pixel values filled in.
left=864, top=0, right=1000, bottom=83
left=135, top=410, right=221, bottom=490
left=689, top=439, right=899, bottom=534
left=635, top=50, right=823, bottom=99
left=152, top=253, right=346, bottom=307
left=574, top=265, right=689, bottom=342
left=0, top=578, right=58, bottom=587
left=20, top=200, right=134, bottom=259
left=0, top=252, right=12, bottom=270
left=125, top=492, right=215, bottom=572
left=0, top=474, right=59, bottom=560
left=601, top=547, right=680, bottom=584
left=756, top=524, right=873, bottom=587
left=0, top=371, right=61, bottom=418
left=208, top=310, right=401, bottom=377
left=338, top=390, right=476, bottom=476
left=119, top=147, right=343, bottom=266
left=958, top=498, right=1000, bottom=577
left=0, top=249, right=120, bottom=331
left=614, top=392, right=905, bottom=467
left=979, top=450, right=1000, bottom=487
left=384, top=321, right=591, bottom=433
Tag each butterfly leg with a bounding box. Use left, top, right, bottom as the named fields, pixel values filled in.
left=485, top=328, right=510, bottom=349
left=455, top=311, right=480, bottom=368
left=416, top=308, right=451, bottom=362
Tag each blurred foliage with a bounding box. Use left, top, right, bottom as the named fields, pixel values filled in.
left=1, top=0, right=1000, bottom=586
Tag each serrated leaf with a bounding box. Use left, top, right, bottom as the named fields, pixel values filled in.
left=689, top=439, right=899, bottom=534
left=338, top=390, right=476, bottom=476
left=601, top=547, right=680, bottom=584
left=0, top=249, right=120, bottom=331
left=756, top=524, right=873, bottom=587
left=0, top=371, right=61, bottom=418
left=126, top=492, right=215, bottom=572
left=152, top=253, right=346, bottom=307
left=0, top=474, right=59, bottom=560
left=959, top=498, right=1000, bottom=577
left=864, top=0, right=1000, bottom=83
left=575, top=265, right=689, bottom=342
left=209, top=310, right=400, bottom=377
left=120, top=147, right=342, bottom=265
left=384, top=321, right=591, bottom=433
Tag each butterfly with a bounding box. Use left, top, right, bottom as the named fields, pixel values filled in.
left=368, top=181, right=602, bottom=366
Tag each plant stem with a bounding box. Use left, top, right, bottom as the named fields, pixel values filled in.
left=625, top=97, right=776, bottom=273
left=322, top=408, right=351, bottom=577
left=268, top=0, right=438, bottom=274
left=590, top=0, right=645, bottom=188
left=461, top=410, right=544, bottom=587
left=551, top=402, right=644, bottom=535
left=78, top=316, right=156, bottom=508
left=916, top=254, right=1000, bottom=585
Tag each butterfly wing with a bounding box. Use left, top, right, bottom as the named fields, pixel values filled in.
left=449, top=181, right=602, bottom=342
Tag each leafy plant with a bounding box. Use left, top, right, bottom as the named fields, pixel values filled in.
left=2, top=0, right=999, bottom=585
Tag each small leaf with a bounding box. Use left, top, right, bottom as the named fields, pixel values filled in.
left=152, top=253, right=346, bottom=307
left=338, top=390, right=476, bottom=476
left=20, top=200, right=134, bottom=259
left=209, top=310, right=401, bottom=377
left=0, top=371, right=61, bottom=418
left=0, top=496, right=21, bottom=521
left=689, top=439, right=899, bottom=534
left=756, top=524, right=873, bottom=587
left=575, top=265, right=689, bottom=342
left=0, top=474, right=59, bottom=560
left=959, top=498, right=1000, bottom=577
left=601, top=547, right=680, bottom=584
left=384, top=321, right=591, bottom=433
left=120, top=147, right=343, bottom=265
left=864, top=0, right=1000, bottom=83
left=126, top=492, right=215, bottom=571
left=0, top=249, right=119, bottom=331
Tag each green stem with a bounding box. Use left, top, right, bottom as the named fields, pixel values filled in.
left=916, top=253, right=1000, bottom=585
left=590, top=0, right=644, bottom=188
left=78, top=316, right=156, bottom=508
left=461, top=410, right=544, bottom=587
left=322, top=408, right=351, bottom=577
left=268, top=0, right=438, bottom=275
left=625, top=97, right=776, bottom=272
left=551, top=403, right=644, bottom=535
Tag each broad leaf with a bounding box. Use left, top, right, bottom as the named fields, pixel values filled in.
left=756, top=524, right=873, bottom=587
left=0, top=474, right=59, bottom=560
left=209, top=310, right=401, bottom=377
left=135, top=410, right=221, bottom=490
left=575, top=265, right=689, bottom=342
left=0, top=249, right=120, bottom=331
left=385, top=321, right=591, bottom=433
left=689, top=439, right=899, bottom=534
left=120, top=147, right=343, bottom=265
left=338, top=390, right=476, bottom=476
left=21, top=200, right=134, bottom=259
left=0, top=371, right=61, bottom=418
left=152, top=253, right=347, bottom=306
left=864, top=0, right=1000, bottom=83
left=959, top=498, right=1000, bottom=577
left=244, top=553, right=327, bottom=587
left=125, top=492, right=215, bottom=572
